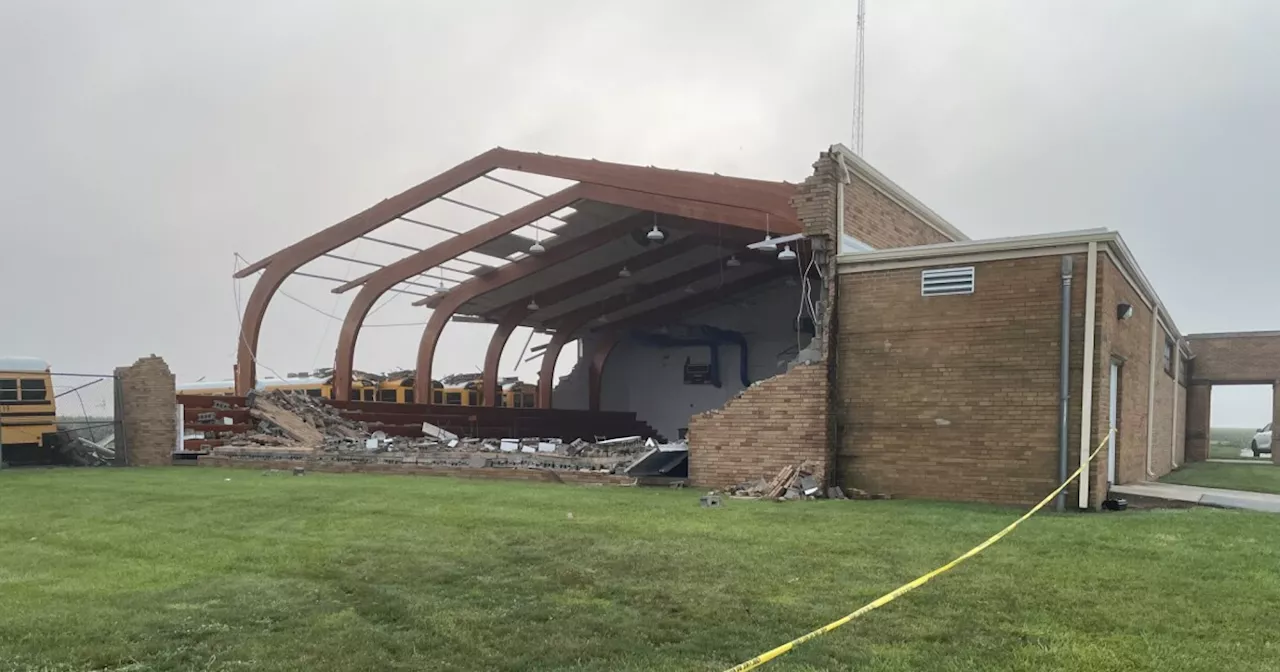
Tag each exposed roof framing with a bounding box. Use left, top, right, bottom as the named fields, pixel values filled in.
left=233, top=146, right=802, bottom=397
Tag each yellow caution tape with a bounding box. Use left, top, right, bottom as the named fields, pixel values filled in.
left=723, top=430, right=1114, bottom=672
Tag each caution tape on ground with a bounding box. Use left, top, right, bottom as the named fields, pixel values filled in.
left=722, top=431, right=1114, bottom=672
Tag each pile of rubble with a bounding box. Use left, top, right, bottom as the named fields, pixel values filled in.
left=725, top=461, right=890, bottom=501
left=212, top=391, right=667, bottom=475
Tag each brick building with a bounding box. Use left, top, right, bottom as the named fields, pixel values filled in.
left=231, top=143, right=1279, bottom=508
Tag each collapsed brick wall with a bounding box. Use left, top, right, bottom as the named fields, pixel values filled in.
left=115, top=355, right=176, bottom=466
left=687, top=364, right=829, bottom=488
left=838, top=255, right=1089, bottom=506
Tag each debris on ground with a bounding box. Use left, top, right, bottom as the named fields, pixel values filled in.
left=211, top=390, right=659, bottom=475
left=722, top=462, right=890, bottom=501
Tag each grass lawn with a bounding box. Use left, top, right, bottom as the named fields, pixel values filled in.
left=1208, top=427, right=1267, bottom=460
left=2, top=469, right=1279, bottom=672
left=1162, top=461, right=1280, bottom=495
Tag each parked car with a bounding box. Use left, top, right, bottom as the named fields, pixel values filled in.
left=1252, top=423, right=1272, bottom=457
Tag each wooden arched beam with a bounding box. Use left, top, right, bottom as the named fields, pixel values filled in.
left=588, top=333, right=624, bottom=412
left=480, top=306, right=527, bottom=406
left=232, top=146, right=797, bottom=395
left=537, top=317, right=589, bottom=409
left=332, top=185, right=585, bottom=400
left=481, top=235, right=709, bottom=407
left=410, top=193, right=798, bottom=404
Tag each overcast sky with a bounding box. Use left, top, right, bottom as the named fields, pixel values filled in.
left=2, top=1, right=1277, bottom=426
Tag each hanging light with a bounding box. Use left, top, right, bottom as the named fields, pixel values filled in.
left=646, top=211, right=665, bottom=241
left=527, top=297, right=539, bottom=311
left=757, top=234, right=778, bottom=252
left=596, top=315, right=609, bottom=324
left=529, top=240, right=546, bottom=254
left=684, top=285, right=697, bottom=294
left=725, top=255, right=741, bottom=268
left=777, top=245, right=797, bottom=262
left=618, top=266, right=632, bottom=278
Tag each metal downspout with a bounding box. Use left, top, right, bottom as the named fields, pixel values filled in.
left=1057, top=256, right=1074, bottom=512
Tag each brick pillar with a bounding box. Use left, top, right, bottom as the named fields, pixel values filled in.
left=1273, top=382, right=1280, bottom=466
left=1184, top=383, right=1211, bottom=463
left=115, top=355, right=176, bottom=466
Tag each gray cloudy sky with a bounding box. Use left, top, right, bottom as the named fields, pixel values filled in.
left=2, top=1, right=1277, bottom=426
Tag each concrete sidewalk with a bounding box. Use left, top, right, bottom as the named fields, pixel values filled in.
left=1111, top=482, right=1280, bottom=513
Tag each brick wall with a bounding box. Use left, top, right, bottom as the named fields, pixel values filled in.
left=1096, top=257, right=1154, bottom=486
left=845, top=175, right=954, bottom=249
left=687, top=364, right=830, bottom=488
left=115, top=355, right=176, bottom=466
left=838, top=255, right=1089, bottom=505
left=1187, top=333, right=1280, bottom=383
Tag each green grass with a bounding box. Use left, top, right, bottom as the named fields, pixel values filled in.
left=2, top=469, right=1279, bottom=672
left=1208, top=427, right=1268, bottom=460
left=1162, top=462, right=1280, bottom=495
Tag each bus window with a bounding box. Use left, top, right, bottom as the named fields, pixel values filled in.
left=363, top=389, right=375, bottom=402
left=524, top=394, right=535, bottom=408
left=0, top=379, right=17, bottom=401
left=445, top=392, right=462, bottom=405
left=433, top=391, right=443, bottom=404
left=20, top=380, right=47, bottom=401
left=466, top=390, right=478, bottom=406
left=305, top=388, right=322, bottom=398
left=404, top=389, right=415, bottom=404
left=378, top=389, right=397, bottom=403
left=349, top=390, right=360, bottom=401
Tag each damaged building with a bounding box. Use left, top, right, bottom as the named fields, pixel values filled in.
left=219, top=144, right=1280, bottom=508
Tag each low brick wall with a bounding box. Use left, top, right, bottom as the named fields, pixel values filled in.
left=196, top=455, right=635, bottom=485
left=686, top=364, right=830, bottom=488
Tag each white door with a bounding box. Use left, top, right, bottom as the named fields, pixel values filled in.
left=1107, top=360, right=1119, bottom=485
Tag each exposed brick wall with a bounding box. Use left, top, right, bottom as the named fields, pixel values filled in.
left=838, top=255, right=1089, bottom=505
left=687, top=364, right=829, bottom=488
left=845, top=175, right=955, bottom=248
left=1188, top=333, right=1280, bottom=383
left=115, top=355, right=176, bottom=466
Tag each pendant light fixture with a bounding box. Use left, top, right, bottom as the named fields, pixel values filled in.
left=725, top=255, right=741, bottom=268
left=646, top=212, right=664, bottom=241
left=777, top=244, right=797, bottom=262
left=618, top=266, right=632, bottom=278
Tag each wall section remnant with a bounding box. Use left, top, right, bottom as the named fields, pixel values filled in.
left=115, top=355, right=176, bottom=467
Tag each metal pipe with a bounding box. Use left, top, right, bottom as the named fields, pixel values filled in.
left=1077, top=242, right=1099, bottom=510
left=1057, top=255, right=1074, bottom=512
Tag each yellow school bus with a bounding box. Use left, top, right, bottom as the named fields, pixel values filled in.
left=0, top=357, right=57, bottom=461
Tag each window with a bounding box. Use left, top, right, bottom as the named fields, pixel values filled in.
left=305, top=388, right=322, bottom=398
left=433, top=390, right=443, bottom=404
left=1163, top=338, right=1174, bottom=377
left=22, top=379, right=47, bottom=400
left=523, top=394, right=535, bottom=408
left=362, top=389, right=375, bottom=402
left=404, top=389, right=415, bottom=404
left=466, top=391, right=478, bottom=405
left=921, top=267, right=975, bottom=296
left=0, top=379, right=17, bottom=401
left=349, top=390, right=360, bottom=401
left=445, top=392, right=462, bottom=405
left=378, top=389, right=397, bottom=403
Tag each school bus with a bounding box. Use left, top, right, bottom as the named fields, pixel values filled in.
left=0, top=356, right=57, bottom=464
